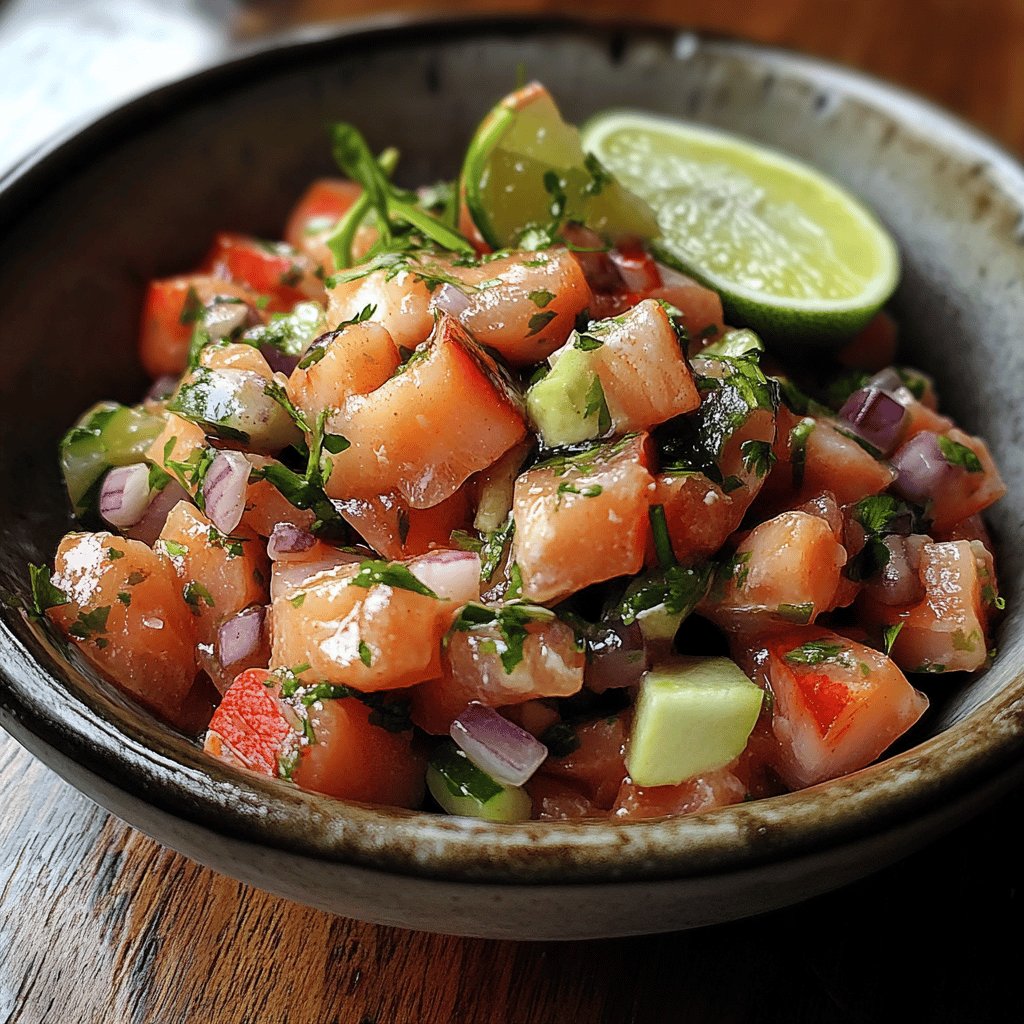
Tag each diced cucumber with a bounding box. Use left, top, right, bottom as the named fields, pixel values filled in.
left=427, top=741, right=532, bottom=822
left=168, top=367, right=301, bottom=453
left=626, top=656, right=764, bottom=786
left=525, top=348, right=601, bottom=447
left=59, top=402, right=165, bottom=516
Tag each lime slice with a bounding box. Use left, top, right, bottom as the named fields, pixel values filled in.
left=581, top=111, right=900, bottom=342
left=461, top=84, right=658, bottom=249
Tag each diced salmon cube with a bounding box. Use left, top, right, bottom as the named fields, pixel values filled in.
left=285, top=320, right=401, bottom=423
left=702, top=509, right=848, bottom=631
left=48, top=532, right=198, bottom=726
left=858, top=539, right=997, bottom=673
left=513, top=433, right=656, bottom=603
left=270, top=551, right=480, bottom=691
left=549, top=299, right=700, bottom=433
left=741, top=628, right=929, bottom=789
left=325, top=315, right=527, bottom=508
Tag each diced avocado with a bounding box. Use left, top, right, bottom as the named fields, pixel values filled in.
left=525, top=347, right=602, bottom=447
left=59, top=402, right=165, bottom=516
left=427, top=741, right=532, bottom=822
left=626, top=656, right=764, bottom=787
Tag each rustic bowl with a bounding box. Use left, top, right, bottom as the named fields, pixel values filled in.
left=2, top=17, right=1023, bottom=940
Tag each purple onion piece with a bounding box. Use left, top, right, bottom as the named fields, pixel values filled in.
left=268, top=522, right=316, bottom=560
left=145, top=374, right=180, bottom=403
left=99, top=464, right=153, bottom=529
left=450, top=704, right=548, bottom=787
left=890, top=431, right=959, bottom=505
left=838, top=387, right=907, bottom=455
left=866, top=367, right=904, bottom=393
left=585, top=620, right=649, bottom=694
left=203, top=450, right=251, bottom=535
left=217, top=605, right=266, bottom=668
left=125, top=480, right=191, bottom=546
left=261, top=345, right=300, bottom=376
left=431, top=282, right=472, bottom=318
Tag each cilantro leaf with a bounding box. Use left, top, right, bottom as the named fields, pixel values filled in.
left=348, top=560, right=438, bottom=598
left=938, top=435, right=983, bottom=473
left=28, top=564, right=69, bottom=617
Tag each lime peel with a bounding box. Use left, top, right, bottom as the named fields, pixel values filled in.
left=581, top=111, right=900, bottom=343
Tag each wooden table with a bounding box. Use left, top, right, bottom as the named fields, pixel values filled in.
left=3, top=2, right=1024, bottom=1021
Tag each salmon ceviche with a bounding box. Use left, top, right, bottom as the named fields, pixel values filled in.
left=27, top=85, right=1007, bottom=823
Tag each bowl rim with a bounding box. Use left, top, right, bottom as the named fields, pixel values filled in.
left=2, top=12, right=1024, bottom=886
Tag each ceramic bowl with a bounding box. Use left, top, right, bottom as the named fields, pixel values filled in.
left=2, top=17, right=1024, bottom=940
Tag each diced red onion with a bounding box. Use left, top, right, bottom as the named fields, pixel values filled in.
left=432, top=283, right=472, bottom=317
left=867, top=367, right=904, bottom=393
left=866, top=535, right=926, bottom=606
left=145, top=374, right=179, bottom=403
left=217, top=605, right=266, bottom=667
left=203, top=450, right=251, bottom=535
left=261, top=346, right=300, bottom=376
left=270, top=551, right=364, bottom=602
left=890, top=431, right=959, bottom=505
left=838, top=387, right=907, bottom=455
left=450, top=703, right=548, bottom=787
left=585, top=620, right=649, bottom=694
left=409, top=549, right=482, bottom=603
left=268, top=522, right=316, bottom=560
left=125, top=480, right=190, bottom=546
left=99, top=464, right=153, bottom=529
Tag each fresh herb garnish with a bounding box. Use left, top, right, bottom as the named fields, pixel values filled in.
left=183, top=580, right=215, bottom=612
left=68, top=605, right=110, bottom=642
left=526, top=310, right=557, bottom=337
left=648, top=504, right=676, bottom=570
left=449, top=601, right=555, bottom=673
left=28, top=564, right=68, bottom=617
left=882, top=622, right=904, bottom=655
left=348, top=560, right=438, bottom=598
left=740, top=439, right=776, bottom=478
left=539, top=721, right=580, bottom=758
left=938, top=434, right=983, bottom=473
left=358, top=640, right=373, bottom=667
left=784, top=639, right=852, bottom=667
left=618, top=563, right=712, bottom=626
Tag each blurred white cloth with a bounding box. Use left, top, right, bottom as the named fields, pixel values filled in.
left=0, top=0, right=235, bottom=171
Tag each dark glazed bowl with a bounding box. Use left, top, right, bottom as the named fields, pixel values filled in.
left=2, top=17, right=1024, bottom=940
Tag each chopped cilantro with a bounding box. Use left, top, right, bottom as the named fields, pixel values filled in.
left=68, top=605, right=110, bottom=642
left=573, top=332, right=604, bottom=351
left=648, top=504, right=676, bottom=570
left=480, top=516, right=514, bottom=583
left=28, top=564, right=68, bottom=617
left=106, top=548, right=125, bottom=561
left=539, top=721, right=580, bottom=758
left=740, top=439, right=776, bottom=478
left=528, top=289, right=555, bottom=308
left=117, top=592, right=132, bottom=607
left=882, top=622, right=904, bottom=655
left=449, top=601, right=555, bottom=673
left=618, top=563, right=711, bottom=626
left=784, top=640, right=852, bottom=667
left=777, top=602, right=813, bottom=624
left=183, top=581, right=215, bottom=611
left=349, top=560, right=438, bottom=598
left=938, top=434, right=983, bottom=473
left=162, top=540, right=188, bottom=558
left=358, top=640, right=373, bottom=667
left=583, top=374, right=611, bottom=436
left=526, top=310, right=557, bottom=337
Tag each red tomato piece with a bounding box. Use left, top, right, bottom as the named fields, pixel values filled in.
left=205, top=668, right=294, bottom=776
left=139, top=275, right=256, bottom=378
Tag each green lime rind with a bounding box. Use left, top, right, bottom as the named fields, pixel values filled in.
left=461, top=85, right=658, bottom=250
left=581, top=111, right=900, bottom=345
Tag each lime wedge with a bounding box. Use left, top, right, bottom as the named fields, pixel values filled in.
left=581, top=111, right=900, bottom=342
left=460, top=84, right=658, bottom=249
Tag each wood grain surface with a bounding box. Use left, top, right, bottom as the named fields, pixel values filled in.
left=3, top=2, right=1024, bottom=1022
